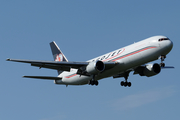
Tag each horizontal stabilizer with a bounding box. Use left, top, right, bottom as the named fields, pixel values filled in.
left=23, top=76, right=62, bottom=80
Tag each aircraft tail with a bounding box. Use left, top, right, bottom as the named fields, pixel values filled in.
left=50, top=41, right=68, bottom=62
left=50, top=41, right=68, bottom=74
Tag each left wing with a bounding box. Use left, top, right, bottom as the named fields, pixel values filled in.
left=113, top=63, right=174, bottom=79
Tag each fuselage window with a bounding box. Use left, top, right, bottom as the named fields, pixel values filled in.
left=117, top=49, right=121, bottom=54
left=105, top=53, right=111, bottom=59
left=97, top=58, right=101, bottom=61
left=111, top=52, right=116, bottom=56
left=100, top=56, right=106, bottom=60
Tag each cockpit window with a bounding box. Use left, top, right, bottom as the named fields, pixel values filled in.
left=158, top=38, right=170, bottom=41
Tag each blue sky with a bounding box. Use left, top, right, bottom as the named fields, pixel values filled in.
left=1, top=0, right=180, bottom=120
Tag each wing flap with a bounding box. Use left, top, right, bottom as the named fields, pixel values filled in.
left=31, top=63, right=71, bottom=71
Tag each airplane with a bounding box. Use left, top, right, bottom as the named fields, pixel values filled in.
left=6, top=35, right=173, bottom=87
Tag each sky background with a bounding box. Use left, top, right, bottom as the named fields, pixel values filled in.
left=1, top=0, right=180, bottom=120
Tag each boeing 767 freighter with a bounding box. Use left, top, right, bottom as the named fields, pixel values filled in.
left=7, top=35, right=173, bottom=87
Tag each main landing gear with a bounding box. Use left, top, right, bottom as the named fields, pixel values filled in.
left=120, top=72, right=132, bottom=87
left=89, top=80, right=98, bottom=86
left=88, top=75, right=99, bottom=86
left=160, top=55, right=166, bottom=67
left=121, top=81, right=131, bottom=87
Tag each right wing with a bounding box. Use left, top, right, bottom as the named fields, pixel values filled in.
left=6, top=58, right=88, bottom=71
left=23, top=76, right=62, bottom=80
left=6, top=58, right=118, bottom=72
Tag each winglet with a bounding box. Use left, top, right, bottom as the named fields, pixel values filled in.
left=6, top=58, right=11, bottom=61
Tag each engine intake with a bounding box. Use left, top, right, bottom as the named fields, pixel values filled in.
left=86, top=60, right=105, bottom=74
left=143, top=63, right=161, bottom=77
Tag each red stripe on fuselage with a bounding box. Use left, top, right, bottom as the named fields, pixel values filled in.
left=112, top=47, right=157, bottom=61
left=65, top=74, right=77, bottom=78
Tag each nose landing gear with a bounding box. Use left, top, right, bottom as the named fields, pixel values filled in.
left=160, top=55, right=166, bottom=67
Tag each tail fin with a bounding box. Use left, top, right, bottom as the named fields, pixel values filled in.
left=50, top=41, right=68, bottom=62
left=50, top=41, right=68, bottom=75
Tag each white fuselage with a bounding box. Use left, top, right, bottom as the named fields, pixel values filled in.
left=55, top=36, right=173, bottom=85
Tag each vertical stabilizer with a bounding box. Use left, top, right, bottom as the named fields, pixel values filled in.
left=50, top=41, right=68, bottom=74
left=50, top=41, right=68, bottom=62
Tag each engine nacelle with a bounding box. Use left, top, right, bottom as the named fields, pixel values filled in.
left=143, top=63, right=161, bottom=77
left=86, top=60, right=105, bottom=74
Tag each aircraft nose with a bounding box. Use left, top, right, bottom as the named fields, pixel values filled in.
left=160, top=39, right=173, bottom=55
left=168, top=40, right=173, bottom=50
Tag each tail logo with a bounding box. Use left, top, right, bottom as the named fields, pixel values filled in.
left=55, top=53, right=63, bottom=61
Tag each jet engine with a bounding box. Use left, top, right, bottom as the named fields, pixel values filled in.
left=86, top=60, right=105, bottom=74
left=143, top=63, right=161, bottom=77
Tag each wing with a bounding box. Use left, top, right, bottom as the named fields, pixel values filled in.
left=23, top=76, right=62, bottom=80
left=113, top=64, right=174, bottom=79
left=7, top=58, right=88, bottom=71
left=6, top=58, right=118, bottom=72
left=133, top=64, right=174, bottom=76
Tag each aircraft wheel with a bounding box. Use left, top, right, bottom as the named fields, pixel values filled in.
left=120, top=81, right=124, bottom=86
left=160, top=63, right=165, bottom=67
left=128, top=82, right=131, bottom=87
left=89, top=80, right=94, bottom=85
left=95, top=81, right=99, bottom=86
left=91, top=81, right=95, bottom=85
left=124, top=82, right=127, bottom=87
